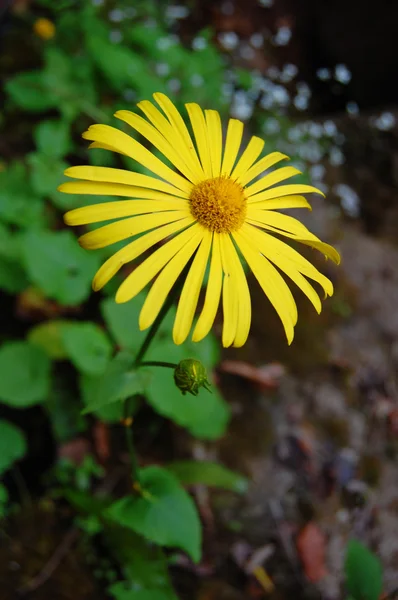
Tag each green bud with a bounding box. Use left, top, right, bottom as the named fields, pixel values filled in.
left=173, top=359, right=212, bottom=396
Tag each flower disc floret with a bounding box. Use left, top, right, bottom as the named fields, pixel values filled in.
left=189, top=176, right=247, bottom=233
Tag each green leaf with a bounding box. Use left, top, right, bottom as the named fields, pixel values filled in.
left=107, top=466, right=201, bottom=562
left=21, top=230, right=100, bottom=306
left=81, top=352, right=149, bottom=414
left=34, top=120, right=71, bottom=159
left=105, top=529, right=177, bottom=599
left=60, top=322, right=112, bottom=376
left=85, top=23, right=164, bottom=97
left=167, top=461, right=248, bottom=493
left=146, top=367, right=229, bottom=440
left=345, top=539, right=383, bottom=600
left=27, top=152, right=69, bottom=207
left=0, top=256, right=28, bottom=294
left=0, top=224, right=29, bottom=293
left=79, top=374, right=124, bottom=423
left=0, top=342, right=51, bottom=407
left=0, top=420, right=27, bottom=475
left=101, top=296, right=148, bottom=352
left=28, top=320, right=69, bottom=360
left=109, top=586, right=174, bottom=600
left=5, top=71, right=58, bottom=112
left=0, top=162, right=45, bottom=228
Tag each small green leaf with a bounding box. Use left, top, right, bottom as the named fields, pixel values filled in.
left=107, top=466, right=201, bottom=562
left=81, top=352, right=149, bottom=414
left=5, top=71, right=58, bottom=112
left=27, top=152, right=69, bottom=206
left=79, top=374, right=124, bottom=423
left=167, top=461, right=248, bottom=493
left=345, top=539, right=383, bottom=600
left=34, top=120, right=71, bottom=159
left=105, top=528, right=176, bottom=597
left=0, top=342, right=51, bottom=407
left=0, top=420, right=27, bottom=475
left=21, top=230, right=100, bottom=306
left=146, top=367, right=230, bottom=440
left=28, top=320, right=69, bottom=359
left=61, top=322, right=112, bottom=375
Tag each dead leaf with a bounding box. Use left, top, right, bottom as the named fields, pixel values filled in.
left=93, top=421, right=110, bottom=463
left=296, top=522, right=328, bottom=583
left=219, top=361, right=285, bottom=390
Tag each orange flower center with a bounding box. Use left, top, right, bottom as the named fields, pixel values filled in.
left=189, top=176, right=247, bottom=233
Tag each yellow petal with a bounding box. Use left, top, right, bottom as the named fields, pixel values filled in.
left=249, top=195, right=311, bottom=211
left=242, top=223, right=334, bottom=297
left=232, top=229, right=297, bottom=344
left=78, top=210, right=189, bottom=249
left=64, top=199, right=187, bottom=226
left=205, top=109, right=222, bottom=178
left=192, top=234, right=222, bottom=342
left=239, top=152, right=288, bottom=187
left=219, top=234, right=239, bottom=348
left=242, top=223, right=323, bottom=311
left=221, top=118, right=244, bottom=177
left=244, top=166, right=302, bottom=197
left=63, top=166, right=188, bottom=198
left=59, top=181, right=188, bottom=202
left=222, top=234, right=251, bottom=348
left=231, top=136, right=264, bottom=182
left=185, top=103, right=212, bottom=178
left=82, top=124, right=191, bottom=194
left=248, top=209, right=315, bottom=236
left=173, top=230, right=212, bottom=345
left=247, top=211, right=340, bottom=264
left=153, top=93, right=204, bottom=179
left=115, top=110, right=200, bottom=184
left=89, top=141, right=130, bottom=157
left=248, top=183, right=325, bottom=202
left=92, top=217, right=194, bottom=291
left=139, top=227, right=204, bottom=331
left=115, top=223, right=201, bottom=303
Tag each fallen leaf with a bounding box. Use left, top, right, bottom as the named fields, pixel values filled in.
left=93, top=421, right=111, bottom=462
left=219, top=361, right=285, bottom=389
left=296, top=522, right=328, bottom=583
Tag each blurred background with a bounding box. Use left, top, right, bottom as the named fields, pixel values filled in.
left=1, top=0, right=398, bottom=598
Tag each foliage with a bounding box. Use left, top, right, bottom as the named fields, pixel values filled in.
left=0, top=0, right=256, bottom=596
left=344, top=539, right=383, bottom=600
left=0, top=0, right=338, bottom=595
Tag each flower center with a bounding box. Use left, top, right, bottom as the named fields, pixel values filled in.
left=189, top=176, right=247, bottom=233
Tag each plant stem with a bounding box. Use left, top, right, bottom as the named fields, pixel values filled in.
left=123, top=275, right=185, bottom=484
left=139, top=361, right=177, bottom=369
left=133, top=283, right=181, bottom=367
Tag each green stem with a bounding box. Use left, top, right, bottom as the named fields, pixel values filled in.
left=139, top=361, right=177, bottom=369
left=123, top=274, right=185, bottom=485
left=133, top=283, right=182, bottom=367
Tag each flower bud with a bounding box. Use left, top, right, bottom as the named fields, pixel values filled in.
left=173, top=359, right=211, bottom=396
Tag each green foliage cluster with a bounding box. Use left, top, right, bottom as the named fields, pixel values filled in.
left=0, top=1, right=251, bottom=597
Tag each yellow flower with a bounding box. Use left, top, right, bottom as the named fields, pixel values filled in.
left=33, top=18, right=55, bottom=40
left=60, top=93, right=340, bottom=347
